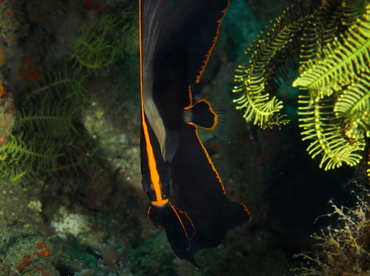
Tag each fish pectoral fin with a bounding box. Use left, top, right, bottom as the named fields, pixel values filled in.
left=148, top=203, right=198, bottom=267
left=164, top=130, right=178, bottom=163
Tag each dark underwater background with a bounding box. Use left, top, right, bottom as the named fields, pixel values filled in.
left=0, top=0, right=368, bottom=275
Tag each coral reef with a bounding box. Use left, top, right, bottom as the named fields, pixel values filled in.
left=294, top=182, right=370, bottom=275
left=0, top=0, right=29, bottom=42
left=0, top=0, right=357, bottom=275
left=0, top=82, right=16, bottom=141
left=233, top=0, right=370, bottom=171
left=3, top=236, right=58, bottom=275
left=0, top=1, right=146, bottom=274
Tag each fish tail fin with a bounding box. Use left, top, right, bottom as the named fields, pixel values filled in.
left=147, top=203, right=199, bottom=267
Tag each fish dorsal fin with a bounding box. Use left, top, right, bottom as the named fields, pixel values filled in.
left=152, top=0, right=230, bottom=86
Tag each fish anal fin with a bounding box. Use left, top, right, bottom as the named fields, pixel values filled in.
left=147, top=203, right=198, bottom=266
left=168, top=123, right=251, bottom=253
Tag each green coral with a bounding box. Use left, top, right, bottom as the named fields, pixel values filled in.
left=70, top=8, right=138, bottom=75
left=234, top=0, right=370, bottom=170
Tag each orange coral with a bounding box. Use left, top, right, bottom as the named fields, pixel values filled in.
left=84, top=0, right=106, bottom=11
left=0, top=83, right=4, bottom=97
left=18, top=57, right=42, bottom=84
left=35, top=242, right=51, bottom=257
left=0, top=43, right=7, bottom=67
left=16, top=255, right=32, bottom=272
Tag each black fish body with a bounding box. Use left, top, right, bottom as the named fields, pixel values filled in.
left=139, top=0, right=250, bottom=265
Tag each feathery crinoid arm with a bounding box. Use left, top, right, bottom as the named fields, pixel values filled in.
left=334, top=71, right=370, bottom=140
left=232, top=5, right=307, bottom=129
left=293, top=5, right=370, bottom=101
left=294, top=4, right=370, bottom=170
left=233, top=0, right=370, bottom=171
left=298, top=95, right=365, bottom=170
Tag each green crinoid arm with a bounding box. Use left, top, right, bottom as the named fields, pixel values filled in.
left=293, top=5, right=370, bottom=100
left=334, top=71, right=370, bottom=139
left=1, top=166, right=29, bottom=183
left=0, top=134, right=63, bottom=182
left=232, top=5, right=306, bottom=129
left=233, top=76, right=287, bottom=129
left=23, top=69, right=89, bottom=105
left=70, top=16, right=118, bottom=74
left=15, top=101, right=79, bottom=137
left=298, top=95, right=365, bottom=170
left=70, top=8, right=138, bottom=75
